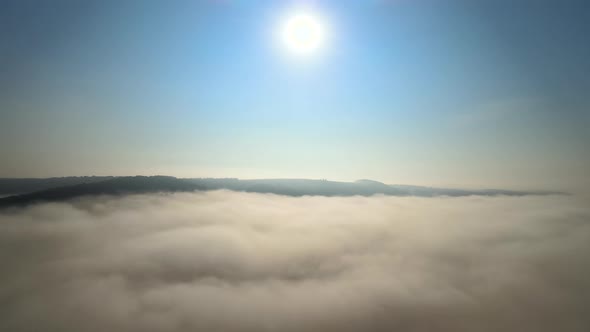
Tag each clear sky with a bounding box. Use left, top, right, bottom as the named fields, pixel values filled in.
left=1, top=0, right=589, bottom=190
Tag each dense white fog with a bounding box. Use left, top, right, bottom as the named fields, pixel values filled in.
left=1, top=191, right=589, bottom=331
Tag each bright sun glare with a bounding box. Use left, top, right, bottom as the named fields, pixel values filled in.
left=282, top=13, right=324, bottom=55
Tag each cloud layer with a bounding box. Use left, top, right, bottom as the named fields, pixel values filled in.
left=1, top=191, right=589, bottom=332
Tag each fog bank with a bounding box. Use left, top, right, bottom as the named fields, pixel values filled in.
left=1, top=191, right=589, bottom=332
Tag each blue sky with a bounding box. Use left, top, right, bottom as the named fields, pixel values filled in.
left=1, top=0, right=589, bottom=190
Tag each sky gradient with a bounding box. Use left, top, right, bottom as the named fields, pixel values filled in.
left=1, top=0, right=589, bottom=191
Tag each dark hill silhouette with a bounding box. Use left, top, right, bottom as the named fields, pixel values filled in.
left=189, top=178, right=408, bottom=196
left=0, top=176, right=559, bottom=209
left=187, top=178, right=545, bottom=197
left=0, top=176, right=114, bottom=195
left=0, top=176, right=203, bottom=208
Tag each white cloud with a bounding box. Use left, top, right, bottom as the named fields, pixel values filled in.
left=1, top=191, right=589, bottom=331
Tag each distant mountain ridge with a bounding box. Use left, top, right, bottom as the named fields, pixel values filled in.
left=0, top=176, right=560, bottom=208
left=0, top=176, right=205, bottom=208
left=0, top=176, right=114, bottom=195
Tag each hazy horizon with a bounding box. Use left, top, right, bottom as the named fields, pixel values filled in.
left=0, top=174, right=569, bottom=192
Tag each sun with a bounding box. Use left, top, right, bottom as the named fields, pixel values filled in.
left=282, top=13, right=325, bottom=55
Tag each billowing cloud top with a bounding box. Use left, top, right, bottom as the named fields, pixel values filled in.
left=1, top=191, right=589, bottom=331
